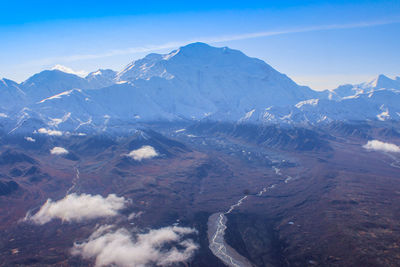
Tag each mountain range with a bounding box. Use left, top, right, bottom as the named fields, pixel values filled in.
left=2, top=43, right=400, bottom=267
left=1, top=42, right=399, bottom=134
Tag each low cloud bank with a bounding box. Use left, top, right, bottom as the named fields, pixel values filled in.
left=37, top=128, right=63, bottom=136
left=50, top=146, right=69, bottom=155
left=27, top=193, right=128, bottom=225
left=72, top=225, right=198, bottom=267
left=125, top=145, right=158, bottom=161
left=363, top=140, right=400, bottom=153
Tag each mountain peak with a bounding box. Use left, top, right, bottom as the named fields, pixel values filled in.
left=86, top=69, right=117, bottom=89
left=21, top=69, right=90, bottom=101
left=117, top=42, right=266, bottom=83
left=175, top=42, right=241, bottom=58
left=375, top=73, right=391, bottom=82
left=158, top=43, right=216, bottom=61
left=0, top=78, right=18, bottom=87
left=86, top=69, right=116, bottom=78
left=366, top=74, right=398, bottom=89
left=23, top=69, right=84, bottom=84
left=179, top=42, right=212, bottom=51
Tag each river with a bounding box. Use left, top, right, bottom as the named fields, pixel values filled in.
left=208, top=167, right=291, bottom=266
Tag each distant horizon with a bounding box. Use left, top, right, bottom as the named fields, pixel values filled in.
left=3, top=41, right=398, bottom=92
left=1, top=0, right=399, bottom=91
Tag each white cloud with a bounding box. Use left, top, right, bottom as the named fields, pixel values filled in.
left=71, top=225, right=198, bottom=267
left=50, top=146, right=69, bottom=155
left=125, top=146, right=158, bottom=161
left=27, top=193, right=128, bottom=225
left=128, top=211, right=143, bottom=220
left=37, top=128, right=63, bottom=136
left=363, top=140, right=400, bottom=153
left=24, top=136, right=36, bottom=142
left=51, top=64, right=88, bottom=77
left=0, top=113, right=8, bottom=118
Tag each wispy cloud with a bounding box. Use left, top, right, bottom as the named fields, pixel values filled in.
left=25, top=19, right=400, bottom=67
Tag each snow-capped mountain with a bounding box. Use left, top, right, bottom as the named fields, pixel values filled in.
left=117, top=42, right=318, bottom=109
left=19, top=68, right=119, bottom=102
left=329, top=74, right=400, bottom=99
left=85, top=69, right=117, bottom=89
left=0, top=42, right=399, bottom=134
left=0, top=78, right=27, bottom=111
left=255, top=74, right=400, bottom=124
left=21, top=70, right=90, bottom=101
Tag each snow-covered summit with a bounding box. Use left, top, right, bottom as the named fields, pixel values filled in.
left=21, top=69, right=90, bottom=101
left=117, top=53, right=174, bottom=81
left=0, top=78, right=27, bottom=111
left=85, top=69, right=117, bottom=89
left=329, top=74, right=400, bottom=100
left=363, top=74, right=400, bottom=90
left=117, top=42, right=318, bottom=111
left=1, top=42, right=399, bottom=132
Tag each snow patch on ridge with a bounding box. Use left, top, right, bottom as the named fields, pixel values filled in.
left=48, top=112, right=71, bottom=127
left=377, top=105, right=390, bottom=121
left=38, top=89, right=78, bottom=103
left=239, top=109, right=255, bottom=122
left=295, top=99, right=319, bottom=109
left=92, top=70, right=102, bottom=76
left=163, top=48, right=180, bottom=60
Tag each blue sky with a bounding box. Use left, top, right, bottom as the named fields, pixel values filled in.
left=1, top=0, right=399, bottom=90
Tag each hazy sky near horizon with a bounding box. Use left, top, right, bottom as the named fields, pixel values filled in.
left=1, top=0, right=399, bottom=90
